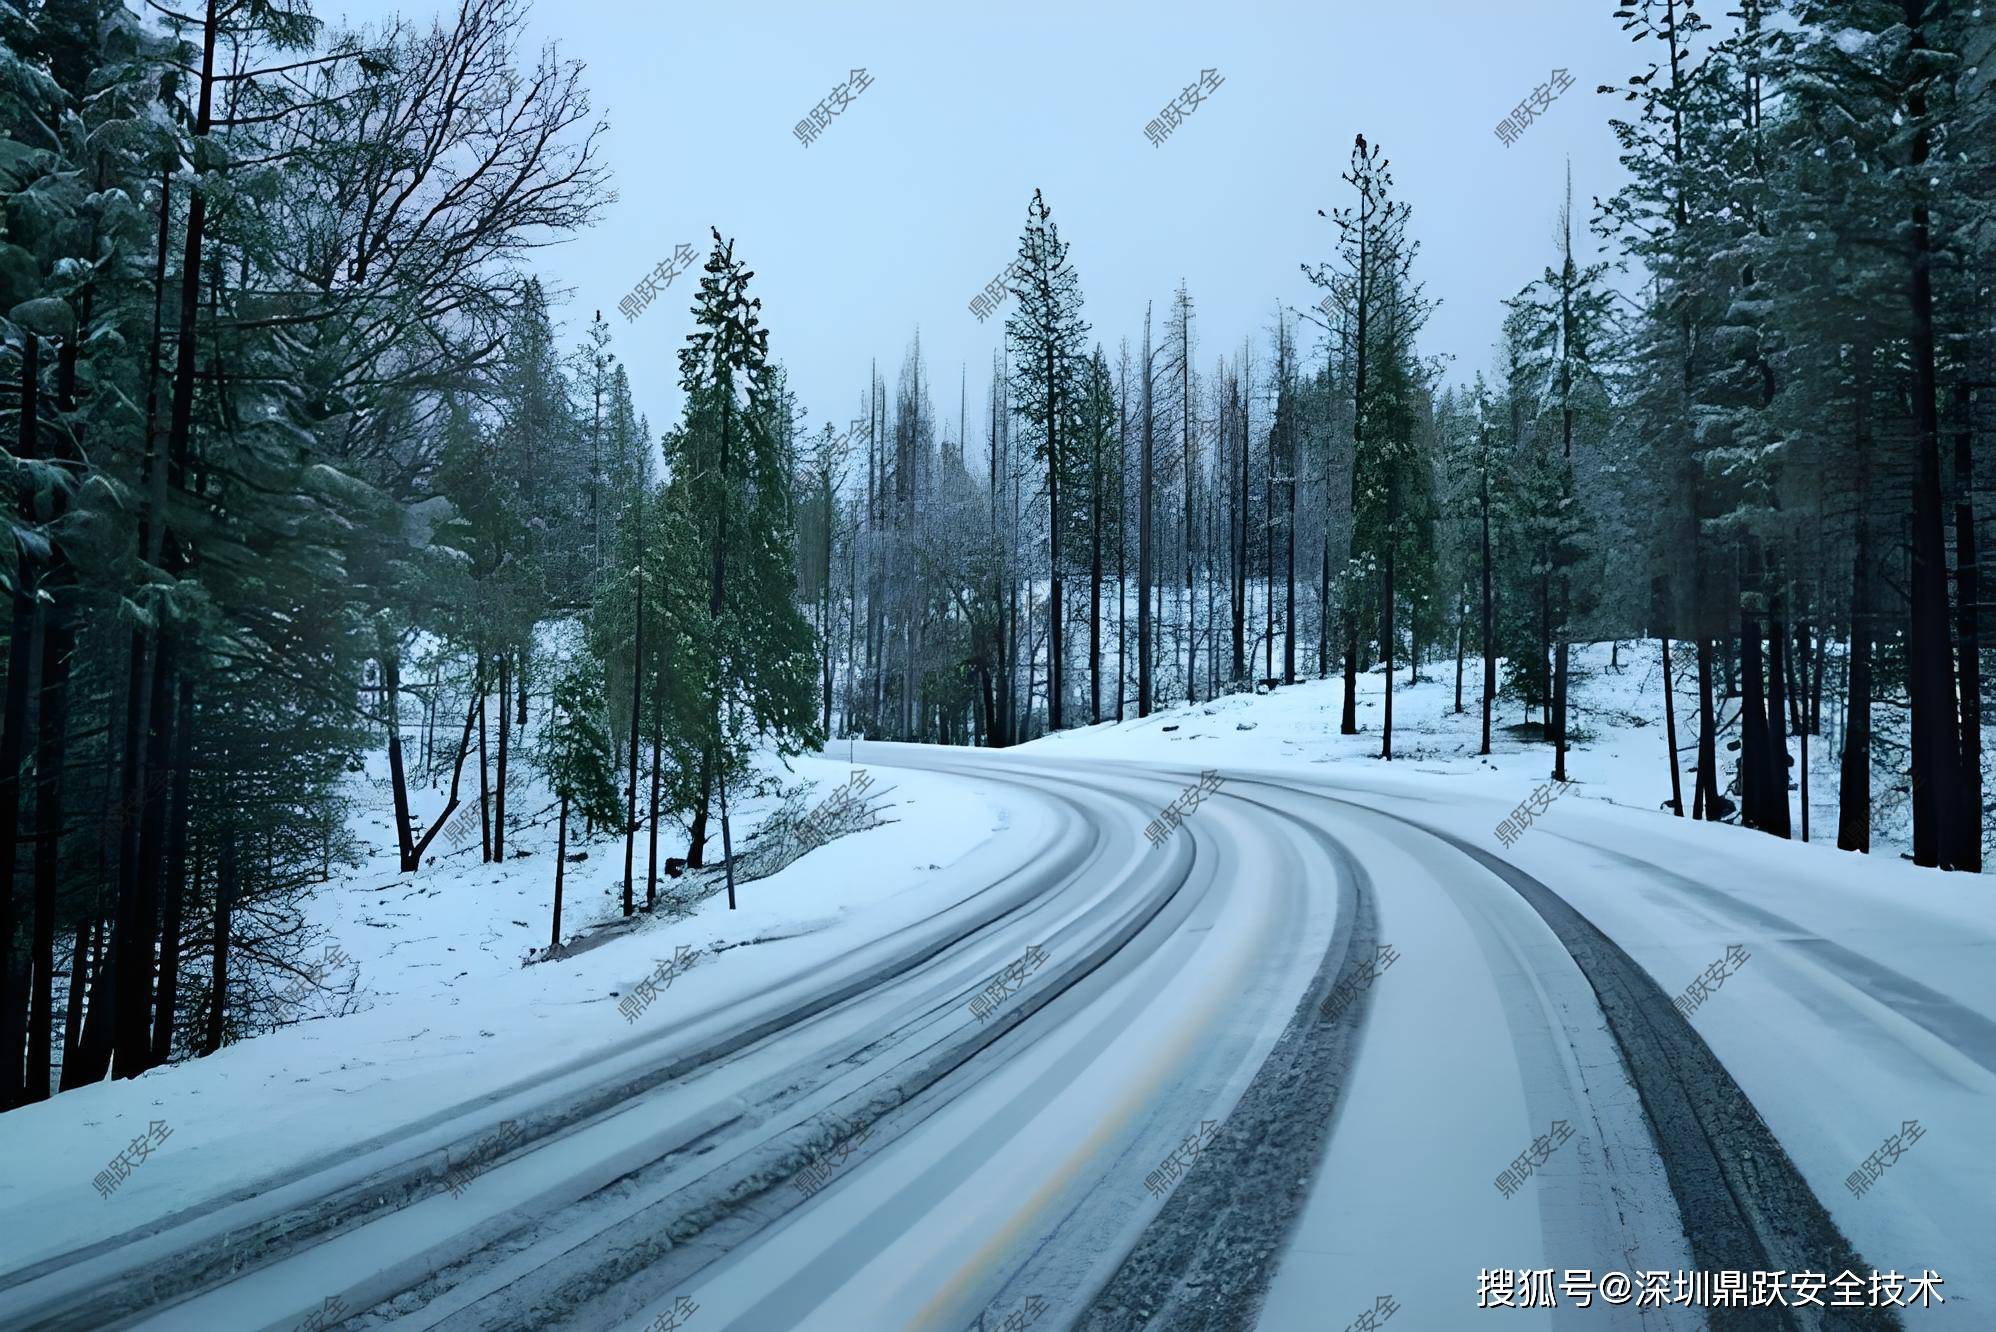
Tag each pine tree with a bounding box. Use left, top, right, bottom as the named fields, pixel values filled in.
left=1004, top=190, right=1089, bottom=732
left=669, top=229, right=821, bottom=894
left=1507, top=166, right=1614, bottom=782
left=535, top=650, right=620, bottom=950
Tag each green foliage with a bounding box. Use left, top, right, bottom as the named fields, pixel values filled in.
left=536, top=649, right=622, bottom=829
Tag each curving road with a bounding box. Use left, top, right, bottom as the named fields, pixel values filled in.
left=0, top=743, right=1963, bottom=1331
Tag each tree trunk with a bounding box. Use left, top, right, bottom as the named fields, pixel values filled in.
left=493, top=652, right=510, bottom=860
left=551, top=794, right=567, bottom=950
left=0, top=336, right=41, bottom=1106
left=1552, top=639, right=1570, bottom=782
left=1481, top=455, right=1494, bottom=755
left=646, top=646, right=666, bottom=912
left=717, top=732, right=737, bottom=911
left=1342, top=608, right=1359, bottom=735
left=1236, top=381, right=1249, bottom=684
left=202, top=789, right=233, bottom=1057
left=1838, top=528, right=1874, bottom=853
left=124, top=0, right=220, bottom=1082
left=1117, top=431, right=1128, bottom=723
left=1905, top=65, right=1962, bottom=870
left=1453, top=596, right=1465, bottom=715
left=1809, top=617, right=1826, bottom=733
left=120, top=629, right=177, bottom=1077
left=624, top=516, right=645, bottom=917
left=25, top=310, right=87, bottom=1100
left=1183, top=330, right=1195, bottom=708
left=1046, top=341, right=1064, bottom=732
left=687, top=746, right=712, bottom=868
left=1284, top=402, right=1297, bottom=687
left=385, top=651, right=418, bottom=871
left=407, top=684, right=480, bottom=868
left=1739, top=605, right=1770, bottom=832
left=76, top=162, right=176, bottom=1094
left=477, top=659, right=491, bottom=861
left=1951, top=382, right=1981, bottom=870
left=1764, top=584, right=1793, bottom=838
left=1695, top=638, right=1719, bottom=819
left=61, top=912, right=95, bottom=1087
left=1024, top=575, right=1038, bottom=737
left=822, top=481, right=834, bottom=738
left=26, top=558, right=74, bottom=1103
left=1381, top=482, right=1396, bottom=761
left=149, top=682, right=193, bottom=1064
left=1662, top=632, right=1684, bottom=816
left=1091, top=426, right=1102, bottom=724
left=1138, top=313, right=1154, bottom=718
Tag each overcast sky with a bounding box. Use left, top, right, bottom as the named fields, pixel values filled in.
left=322, top=0, right=1641, bottom=449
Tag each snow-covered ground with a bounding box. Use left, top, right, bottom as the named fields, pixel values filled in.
left=0, top=742, right=1012, bottom=1271
left=1, top=640, right=1989, bottom=1330
left=1033, top=638, right=1906, bottom=857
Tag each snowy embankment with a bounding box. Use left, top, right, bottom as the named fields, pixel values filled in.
left=1033, top=637, right=1925, bottom=858
left=0, top=742, right=1012, bottom=1271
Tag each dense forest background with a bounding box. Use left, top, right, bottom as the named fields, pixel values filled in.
left=0, top=0, right=1990, bottom=1109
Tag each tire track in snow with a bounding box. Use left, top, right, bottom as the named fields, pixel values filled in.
left=1301, top=783, right=1902, bottom=1332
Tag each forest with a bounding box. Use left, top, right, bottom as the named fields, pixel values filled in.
left=0, top=0, right=1991, bottom=1113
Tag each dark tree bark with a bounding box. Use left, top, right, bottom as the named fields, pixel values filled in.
left=1342, top=609, right=1360, bottom=735
left=408, top=685, right=480, bottom=868
left=1662, top=633, right=1685, bottom=816
left=1951, top=382, right=1981, bottom=870
left=120, top=572, right=178, bottom=1078
left=26, top=299, right=89, bottom=1100
left=1481, top=444, right=1495, bottom=756
left=150, top=682, right=193, bottom=1064
left=1765, top=583, right=1792, bottom=839
left=0, top=333, right=41, bottom=1106
left=1181, top=315, right=1195, bottom=708
left=1284, top=374, right=1297, bottom=688
left=1738, top=604, right=1771, bottom=832
left=550, top=794, right=567, bottom=950
left=646, top=647, right=666, bottom=912
left=1695, top=639, right=1719, bottom=819
left=1234, top=374, right=1248, bottom=685
left=120, top=0, right=221, bottom=1082
left=61, top=913, right=95, bottom=1087
left=202, top=788, right=234, bottom=1057
left=623, top=512, right=645, bottom=918
left=493, top=652, right=510, bottom=859
left=1809, top=618, right=1826, bottom=734
left=1138, top=310, right=1154, bottom=719
left=1090, top=408, right=1102, bottom=724
left=687, top=747, right=712, bottom=868
left=1453, top=593, right=1465, bottom=715
left=1381, top=478, right=1396, bottom=761
left=1839, top=531, right=1874, bottom=853
left=1903, top=42, right=1962, bottom=870
left=1840, top=362, right=1876, bottom=853
left=477, top=658, right=491, bottom=861
left=1117, top=374, right=1128, bottom=723
left=75, top=161, right=176, bottom=1094
left=384, top=651, right=418, bottom=870
left=821, top=476, right=834, bottom=739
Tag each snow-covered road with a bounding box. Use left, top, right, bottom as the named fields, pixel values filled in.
left=1, top=743, right=1988, bottom=1331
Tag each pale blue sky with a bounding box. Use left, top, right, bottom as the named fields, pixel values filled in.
left=323, top=0, right=1640, bottom=445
